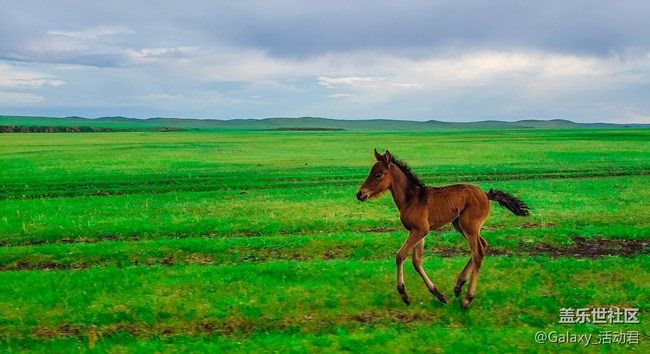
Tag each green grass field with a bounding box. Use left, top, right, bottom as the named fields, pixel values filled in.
left=1, top=129, right=648, bottom=352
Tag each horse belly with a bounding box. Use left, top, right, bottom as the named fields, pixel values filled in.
left=427, top=205, right=459, bottom=230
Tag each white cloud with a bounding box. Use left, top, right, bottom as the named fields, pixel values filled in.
left=327, top=93, right=353, bottom=98
left=0, top=91, right=44, bottom=104
left=0, top=63, right=65, bottom=88
left=7, top=26, right=139, bottom=68
left=126, top=46, right=199, bottom=59
left=134, top=94, right=183, bottom=102
left=2, top=37, right=648, bottom=122
left=621, top=111, right=650, bottom=124
left=47, top=26, right=134, bottom=40
left=391, top=83, right=423, bottom=89
left=318, top=76, right=386, bottom=88
left=133, top=90, right=240, bottom=106
left=0, top=1, right=648, bottom=123
left=441, top=51, right=614, bottom=85
left=333, top=50, right=650, bottom=99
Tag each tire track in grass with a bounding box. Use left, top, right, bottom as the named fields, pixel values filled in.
left=0, top=220, right=632, bottom=247
left=29, top=310, right=448, bottom=340
left=1, top=235, right=647, bottom=272
left=4, top=169, right=648, bottom=200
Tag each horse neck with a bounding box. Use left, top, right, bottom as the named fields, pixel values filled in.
left=388, top=164, right=419, bottom=211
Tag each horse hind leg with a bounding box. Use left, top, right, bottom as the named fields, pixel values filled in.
left=454, top=261, right=472, bottom=298
left=452, top=218, right=472, bottom=298
left=479, top=236, right=488, bottom=249
left=458, top=217, right=488, bottom=308
left=412, top=239, right=447, bottom=303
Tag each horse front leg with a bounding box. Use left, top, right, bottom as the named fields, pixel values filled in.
left=395, top=228, right=428, bottom=305
left=412, top=239, right=447, bottom=303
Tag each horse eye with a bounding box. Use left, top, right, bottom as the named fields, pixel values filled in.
left=375, top=173, right=383, bottom=179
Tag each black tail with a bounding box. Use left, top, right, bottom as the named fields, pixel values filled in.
left=486, top=189, right=530, bottom=216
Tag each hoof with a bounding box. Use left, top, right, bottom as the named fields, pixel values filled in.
left=430, top=288, right=447, bottom=304
left=461, top=296, right=474, bottom=308
left=454, top=280, right=466, bottom=298
left=401, top=295, right=411, bottom=305
left=397, top=283, right=410, bottom=305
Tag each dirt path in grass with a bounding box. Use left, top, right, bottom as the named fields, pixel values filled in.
left=435, top=236, right=649, bottom=258
left=1, top=236, right=647, bottom=272
left=27, top=309, right=449, bottom=341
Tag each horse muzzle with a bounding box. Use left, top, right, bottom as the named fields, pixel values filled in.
left=356, top=190, right=369, bottom=202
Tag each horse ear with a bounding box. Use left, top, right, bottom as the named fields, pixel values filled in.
left=383, top=150, right=392, bottom=165
left=374, top=148, right=382, bottom=161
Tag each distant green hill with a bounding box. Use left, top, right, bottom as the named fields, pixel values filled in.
left=0, top=115, right=646, bottom=132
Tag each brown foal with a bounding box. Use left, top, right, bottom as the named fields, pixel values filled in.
left=357, top=149, right=529, bottom=308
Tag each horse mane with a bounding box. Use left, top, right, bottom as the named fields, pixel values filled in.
left=390, top=156, right=427, bottom=187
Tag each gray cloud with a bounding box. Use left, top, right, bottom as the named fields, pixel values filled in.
left=1, top=1, right=649, bottom=122
left=4, top=1, right=650, bottom=64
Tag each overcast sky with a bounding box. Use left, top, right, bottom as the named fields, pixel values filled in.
left=1, top=1, right=649, bottom=122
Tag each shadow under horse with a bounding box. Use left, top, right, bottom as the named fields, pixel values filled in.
left=357, top=149, right=530, bottom=308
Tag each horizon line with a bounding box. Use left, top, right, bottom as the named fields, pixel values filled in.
left=2, top=114, right=649, bottom=126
